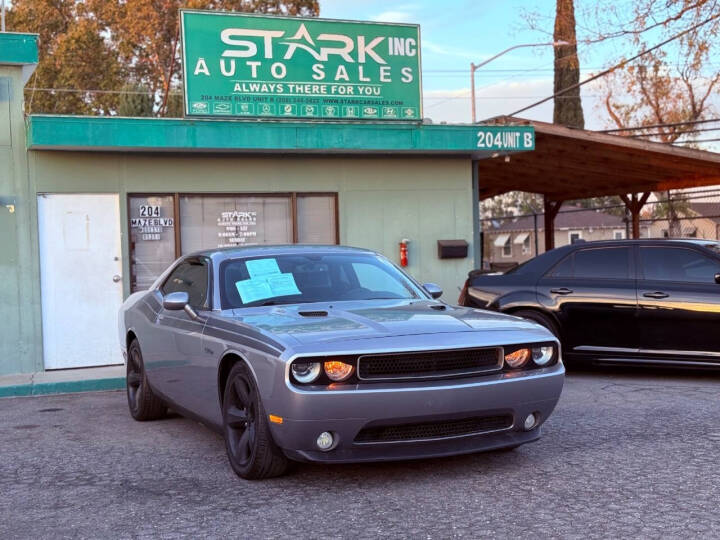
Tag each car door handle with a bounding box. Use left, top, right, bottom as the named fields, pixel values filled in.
left=550, top=288, right=573, bottom=295
left=643, top=291, right=669, bottom=299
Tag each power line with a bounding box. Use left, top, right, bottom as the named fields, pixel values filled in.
left=25, top=87, right=180, bottom=95
left=671, top=137, right=720, bottom=144
left=599, top=118, right=720, bottom=132
left=23, top=87, right=602, bottom=100
left=629, top=126, right=720, bottom=138
left=502, top=11, right=720, bottom=120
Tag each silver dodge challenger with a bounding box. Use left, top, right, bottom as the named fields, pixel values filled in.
left=119, top=245, right=564, bottom=479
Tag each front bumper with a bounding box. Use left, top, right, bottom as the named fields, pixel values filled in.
left=268, top=362, right=564, bottom=463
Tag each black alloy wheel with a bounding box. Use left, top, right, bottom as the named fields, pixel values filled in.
left=126, top=339, right=166, bottom=421
left=222, top=362, right=289, bottom=480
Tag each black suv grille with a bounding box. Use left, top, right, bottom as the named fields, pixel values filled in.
left=355, top=414, right=513, bottom=443
left=357, top=348, right=501, bottom=380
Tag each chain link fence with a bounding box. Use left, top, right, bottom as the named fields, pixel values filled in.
left=480, top=188, right=720, bottom=272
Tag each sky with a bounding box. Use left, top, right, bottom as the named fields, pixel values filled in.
left=321, top=0, right=614, bottom=128
left=321, top=0, right=720, bottom=155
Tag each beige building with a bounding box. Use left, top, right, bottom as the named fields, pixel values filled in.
left=484, top=205, right=650, bottom=267
left=647, top=202, right=720, bottom=240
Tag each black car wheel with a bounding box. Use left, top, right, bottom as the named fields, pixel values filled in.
left=126, top=339, right=166, bottom=421
left=513, top=309, right=560, bottom=338
left=222, top=362, right=289, bottom=480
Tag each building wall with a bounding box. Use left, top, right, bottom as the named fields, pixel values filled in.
left=0, top=66, right=42, bottom=375
left=485, top=226, right=649, bottom=266
left=6, top=151, right=473, bottom=375
left=648, top=217, right=719, bottom=240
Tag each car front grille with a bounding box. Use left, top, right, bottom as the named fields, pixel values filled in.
left=357, top=347, right=502, bottom=380
left=354, top=414, right=513, bottom=443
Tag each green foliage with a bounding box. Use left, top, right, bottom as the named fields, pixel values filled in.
left=481, top=192, right=543, bottom=218
left=8, top=0, right=320, bottom=116
left=117, top=85, right=154, bottom=117
left=568, top=195, right=625, bottom=217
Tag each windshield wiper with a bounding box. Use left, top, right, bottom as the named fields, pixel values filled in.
left=255, top=299, right=316, bottom=307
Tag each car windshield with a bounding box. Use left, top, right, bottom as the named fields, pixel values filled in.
left=219, top=253, right=423, bottom=309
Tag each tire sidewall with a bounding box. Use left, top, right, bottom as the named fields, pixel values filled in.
left=514, top=310, right=560, bottom=339
left=223, top=363, right=260, bottom=478
left=127, top=340, right=143, bottom=418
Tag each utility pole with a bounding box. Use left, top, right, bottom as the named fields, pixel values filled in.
left=1, top=0, right=6, bottom=33
left=470, top=42, right=568, bottom=123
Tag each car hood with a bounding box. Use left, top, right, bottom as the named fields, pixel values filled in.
left=224, top=299, right=546, bottom=346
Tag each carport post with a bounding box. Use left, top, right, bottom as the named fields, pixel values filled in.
left=619, top=193, right=651, bottom=239
left=543, top=197, right=562, bottom=251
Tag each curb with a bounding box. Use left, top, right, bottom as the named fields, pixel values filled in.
left=0, top=377, right=126, bottom=398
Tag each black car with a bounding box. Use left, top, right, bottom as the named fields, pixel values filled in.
left=459, top=239, right=720, bottom=368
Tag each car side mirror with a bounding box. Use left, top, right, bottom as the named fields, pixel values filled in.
left=423, top=283, right=443, bottom=299
left=162, top=291, right=199, bottom=319
left=715, top=273, right=720, bottom=284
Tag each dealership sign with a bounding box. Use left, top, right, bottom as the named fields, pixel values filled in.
left=180, top=11, right=422, bottom=121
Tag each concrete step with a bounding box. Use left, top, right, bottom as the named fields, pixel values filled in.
left=0, top=365, right=125, bottom=398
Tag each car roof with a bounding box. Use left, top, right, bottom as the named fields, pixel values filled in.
left=549, top=238, right=720, bottom=251
left=187, top=244, right=378, bottom=260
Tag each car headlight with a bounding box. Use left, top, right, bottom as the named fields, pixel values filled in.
left=532, top=345, right=555, bottom=366
left=324, top=360, right=355, bottom=382
left=291, top=361, right=322, bottom=383
left=504, top=348, right=531, bottom=369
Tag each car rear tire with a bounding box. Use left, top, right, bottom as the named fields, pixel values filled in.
left=222, top=362, right=289, bottom=480
left=512, top=309, right=560, bottom=338
left=126, top=339, right=167, bottom=421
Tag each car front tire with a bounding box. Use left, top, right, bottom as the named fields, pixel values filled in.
left=222, top=362, right=289, bottom=480
left=126, top=339, right=167, bottom=421
left=512, top=309, right=560, bottom=338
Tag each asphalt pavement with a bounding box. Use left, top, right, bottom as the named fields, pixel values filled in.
left=1, top=367, right=719, bottom=539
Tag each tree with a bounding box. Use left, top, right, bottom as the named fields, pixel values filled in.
left=110, top=0, right=320, bottom=116
left=553, top=0, right=584, bottom=128
left=583, top=0, right=720, bottom=141
left=8, top=1, right=124, bottom=115
left=595, top=0, right=720, bottom=236
left=7, top=0, right=320, bottom=116
left=117, top=84, right=155, bottom=117
left=481, top=192, right=543, bottom=218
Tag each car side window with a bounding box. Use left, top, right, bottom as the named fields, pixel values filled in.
left=549, top=247, right=630, bottom=279
left=549, top=254, right=574, bottom=277
left=573, top=247, right=630, bottom=279
left=639, top=247, right=720, bottom=283
left=161, top=259, right=210, bottom=309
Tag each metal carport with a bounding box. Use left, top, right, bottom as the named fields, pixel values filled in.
left=476, top=116, right=720, bottom=250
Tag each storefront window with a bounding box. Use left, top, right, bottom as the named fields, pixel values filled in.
left=128, top=192, right=337, bottom=292
left=297, top=195, right=337, bottom=244
left=129, top=195, right=176, bottom=291
left=180, top=195, right=292, bottom=254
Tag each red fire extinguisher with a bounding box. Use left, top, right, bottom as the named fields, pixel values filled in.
left=399, top=239, right=409, bottom=267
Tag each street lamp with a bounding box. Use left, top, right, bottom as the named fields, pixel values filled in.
left=470, top=41, right=569, bottom=123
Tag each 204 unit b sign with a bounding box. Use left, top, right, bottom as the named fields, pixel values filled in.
left=180, top=11, right=422, bottom=121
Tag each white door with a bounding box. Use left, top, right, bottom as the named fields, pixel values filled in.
left=38, top=194, right=124, bottom=369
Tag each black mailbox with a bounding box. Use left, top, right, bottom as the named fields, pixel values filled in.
left=437, top=239, right=468, bottom=259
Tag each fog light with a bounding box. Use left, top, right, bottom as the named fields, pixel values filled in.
left=316, top=431, right=334, bottom=451
left=524, top=413, right=538, bottom=431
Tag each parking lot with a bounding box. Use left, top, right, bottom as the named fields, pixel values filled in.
left=1, top=368, right=719, bottom=539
